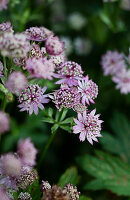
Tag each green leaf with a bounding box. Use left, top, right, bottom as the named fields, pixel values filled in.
left=60, top=109, right=68, bottom=121
left=0, top=83, right=13, bottom=101
left=77, top=151, right=130, bottom=196
left=60, top=125, right=72, bottom=133
left=42, top=117, right=55, bottom=124
left=79, top=196, right=92, bottom=200
left=58, top=167, right=80, bottom=188
left=51, top=124, right=59, bottom=133
left=60, top=117, right=73, bottom=124
left=48, top=108, right=53, bottom=118
left=100, top=112, right=130, bottom=163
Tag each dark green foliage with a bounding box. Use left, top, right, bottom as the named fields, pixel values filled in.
left=100, top=112, right=130, bottom=163
left=77, top=150, right=130, bottom=196
left=58, top=166, right=80, bottom=187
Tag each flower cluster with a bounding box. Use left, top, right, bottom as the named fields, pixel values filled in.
left=18, top=84, right=49, bottom=115
left=41, top=181, right=80, bottom=200
left=51, top=57, right=102, bottom=144
left=101, top=50, right=130, bottom=94
left=0, top=139, right=38, bottom=198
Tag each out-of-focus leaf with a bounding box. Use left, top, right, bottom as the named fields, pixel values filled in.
left=0, top=83, right=13, bottom=101
left=58, top=167, right=80, bottom=188
left=77, top=150, right=130, bottom=196
left=100, top=112, right=130, bottom=163
left=87, top=16, right=108, bottom=44
left=48, top=108, right=53, bottom=118
left=79, top=196, right=92, bottom=200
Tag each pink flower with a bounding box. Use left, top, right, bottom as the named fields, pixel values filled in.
left=25, top=27, right=53, bottom=41
left=51, top=52, right=67, bottom=67
left=55, top=61, right=83, bottom=86
left=18, top=84, right=49, bottom=115
left=0, top=22, right=13, bottom=34
left=30, top=44, right=45, bottom=59
left=73, top=109, right=103, bottom=144
left=53, top=85, right=81, bottom=110
left=0, top=153, right=22, bottom=190
left=5, top=71, right=28, bottom=95
left=0, top=0, right=8, bottom=12
left=0, top=32, right=30, bottom=58
left=0, top=111, right=10, bottom=134
left=0, top=186, right=9, bottom=200
left=78, top=76, right=98, bottom=105
left=17, top=138, right=38, bottom=167
left=112, top=68, right=130, bottom=94
left=26, top=57, right=55, bottom=80
left=45, top=36, right=64, bottom=56
left=101, top=51, right=126, bottom=76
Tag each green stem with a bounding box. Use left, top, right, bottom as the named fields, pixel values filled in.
left=1, top=95, right=7, bottom=111
left=38, top=129, right=57, bottom=168
left=3, top=57, right=7, bottom=77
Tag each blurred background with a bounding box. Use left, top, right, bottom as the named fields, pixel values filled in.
left=0, top=0, right=130, bottom=199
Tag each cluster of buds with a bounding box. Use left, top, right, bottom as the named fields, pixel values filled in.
left=41, top=181, right=80, bottom=200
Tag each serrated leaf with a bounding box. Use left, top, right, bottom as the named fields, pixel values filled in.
left=77, top=151, right=130, bottom=196
left=100, top=112, right=130, bottom=163
left=58, top=167, right=80, bottom=187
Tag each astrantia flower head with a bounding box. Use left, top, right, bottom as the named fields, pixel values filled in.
left=0, top=61, right=3, bottom=77
left=78, top=76, right=98, bottom=105
left=0, top=186, right=9, bottom=200
left=16, top=168, right=37, bottom=189
left=18, top=192, right=32, bottom=200
left=25, top=26, right=53, bottom=41
left=25, top=57, right=55, bottom=80
left=73, top=103, right=87, bottom=113
left=55, top=61, right=83, bottom=86
left=112, top=68, right=130, bottom=94
left=30, top=44, right=45, bottom=59
left=5, top=71, right=28, bottom=95
left=0, top=0, right=8, bottom=12
left=18, top=84, right=49, bottom=115
left=13, top=57, right=26, bottom=67
left=0, top=153, right=22, bottom=178
left=41, top=180, right=51, bottom=192
left=0, top=111, right=10, bottom=134
left=42, top=185, right=70, bottom=200
left=64, top=184, right=80, bottom=200
left=0, top=22, right=13, bottom=35
left=45, top=36, right=64, bottom=56
left=51, top=52, right=67, bottom=67
left=101, top=50, right=126, bottom=76
left=73, top=109, right=103, bottom=144
left=17, top=138, right=38, bottom=166
left=0, top=32, right=30, bottom=58
left=53, top=85, right=80, bottom=110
